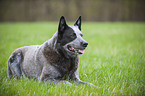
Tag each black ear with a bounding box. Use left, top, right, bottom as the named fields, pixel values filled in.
left=58, top=16, right=67, bottom=32
left=74, top=16, right=81, bottom=30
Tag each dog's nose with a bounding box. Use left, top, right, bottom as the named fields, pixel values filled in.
left=81, top=42, right=88, bottom=47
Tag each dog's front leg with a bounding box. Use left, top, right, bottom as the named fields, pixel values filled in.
left=40, top=67, right=72, bottom=85
left=40, top=75, right=72, bottom=85
left=43, top=79, right=72, bottom=86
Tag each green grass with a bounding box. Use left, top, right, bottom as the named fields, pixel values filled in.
left=0, top=22, right=145, bottom=96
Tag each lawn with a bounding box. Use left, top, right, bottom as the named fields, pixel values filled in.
left=0, top=22, right=145, bottom=95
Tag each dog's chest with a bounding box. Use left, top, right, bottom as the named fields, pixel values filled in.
left=55, top=57, right=78, bottom=79
left=51, top=55, right=78, bottom=72
left=43, top=47, right=78, bottom=78
left=59, top=58, right=76, bottom=71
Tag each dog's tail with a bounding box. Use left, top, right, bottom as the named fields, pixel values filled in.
left=7, top=50, right=23, bottom=78
left=7, top=59, right=13, bottom=78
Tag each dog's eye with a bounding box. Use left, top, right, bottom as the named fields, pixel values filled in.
left=80, top=34, right=83, bottom=37
left=70, top=33, right=76, bottom=39
left=71, top=33, right=76, bottom=37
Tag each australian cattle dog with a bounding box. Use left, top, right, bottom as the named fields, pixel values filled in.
left=7, top=16, right=96, bottom=86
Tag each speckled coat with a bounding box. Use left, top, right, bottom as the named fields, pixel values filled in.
left=8, top=32, right=82, bottom=84
left=7, top=16, right=96, bottom=86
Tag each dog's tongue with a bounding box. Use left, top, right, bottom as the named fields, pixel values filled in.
left=70, top=46, right=85, bottom=54
left=78, top=49, right=84, bottom=54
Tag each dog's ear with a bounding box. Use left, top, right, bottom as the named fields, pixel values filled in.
left=58, top=16, right=68, bottom=42
left=74, top=16, right=81, bottom=30
left=58, top=16, right=68, bottom=32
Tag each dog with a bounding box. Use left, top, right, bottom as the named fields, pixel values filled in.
left=7, top=16, right=95, bottom=86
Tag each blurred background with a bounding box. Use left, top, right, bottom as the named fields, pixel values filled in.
left=0, top=0, right=145, bottom=22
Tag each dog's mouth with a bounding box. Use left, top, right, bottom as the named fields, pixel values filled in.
left=67, top=45, right=84, bottom=54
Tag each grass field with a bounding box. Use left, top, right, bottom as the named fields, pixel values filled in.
left=0, top=22, right=145, bottom=96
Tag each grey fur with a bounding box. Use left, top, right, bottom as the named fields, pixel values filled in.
left=7, top=17, right=96, bottom=87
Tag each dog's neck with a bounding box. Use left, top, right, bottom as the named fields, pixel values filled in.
left=47, top=31, right=58, bottom=50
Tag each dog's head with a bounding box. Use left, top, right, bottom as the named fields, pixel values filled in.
left=57, top=16, right=88, bottom=56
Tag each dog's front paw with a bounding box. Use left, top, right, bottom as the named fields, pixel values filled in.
left=75, top=80, right=101, bottom=88
left=87, top=83, right=101, bottom=88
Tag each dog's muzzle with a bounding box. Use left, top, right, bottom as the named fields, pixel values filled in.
left=67, top=41, right=88, bottom=55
